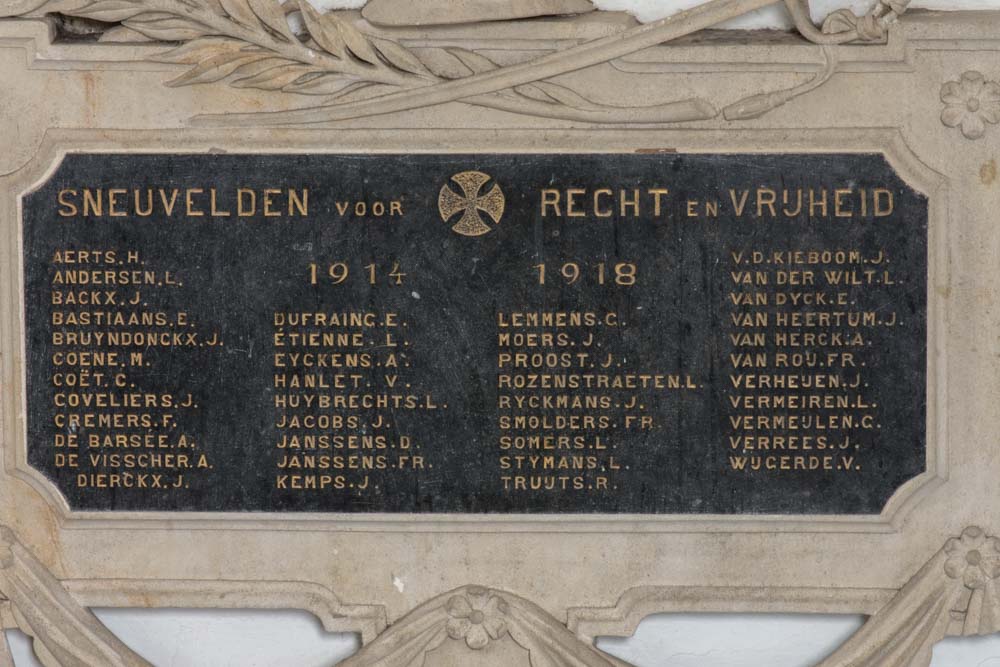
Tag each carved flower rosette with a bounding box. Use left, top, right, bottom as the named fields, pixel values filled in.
left=445, top=587, right=510, bottom=649
left=941, top=71, right=1000, bottom=140
left=944, top=526, right=1000, bottom=590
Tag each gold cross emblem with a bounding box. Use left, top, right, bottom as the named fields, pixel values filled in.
left=438, top=171, right=505, bottom=237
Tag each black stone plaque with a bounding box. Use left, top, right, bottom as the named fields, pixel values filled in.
left=22, top=153, right=928, bottom=513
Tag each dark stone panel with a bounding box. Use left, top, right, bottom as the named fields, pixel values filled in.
left=22, top=152, right=928, bottom=513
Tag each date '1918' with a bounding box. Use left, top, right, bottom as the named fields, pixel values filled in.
left=534, top=261, right=637, bottom=286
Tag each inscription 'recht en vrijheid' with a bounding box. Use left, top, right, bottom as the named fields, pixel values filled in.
left=22, top=153, right=928, bottom=514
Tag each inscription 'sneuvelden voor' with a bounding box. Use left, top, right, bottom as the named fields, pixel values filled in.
left=22, top=153, right=929, bottom=513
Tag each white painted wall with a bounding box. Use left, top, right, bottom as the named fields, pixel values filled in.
left=8, top=1, right=998, bottom=665
left=6, top=610, right=1000, bottom=665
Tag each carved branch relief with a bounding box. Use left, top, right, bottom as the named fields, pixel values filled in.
left=4, top=0, right=911, bottom=125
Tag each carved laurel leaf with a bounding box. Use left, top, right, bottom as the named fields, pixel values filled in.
left=511, top=83, right=553, bottom=103
left=164, top=51, right=269, bottom=86
left=179, top=0, right=225, bottom=15
left=417, top=47, right=497, bottom=79
left=153, top=36, right=247, bottom=64
left=282, top=74, right=362, bottom=95
left=232, top=63, right=315, bottom=89
left=229, top=55, right=294, bottom=79
left=298, top=1, right=345, bottom=56
left=281, top=78, right=393, bottom=102
left=66, top=0, right=145, bottom=22
left=325, top=82, right=395, bottom=101
left=332, top=14, right=380, bottom=65
left=218, top=0, right=260, bottom=28
left=415, top=50, right=470, bottom=79
left=370, top=38, right=429, bottom=76
left=247, top=0, right=294, bottom=41
left=447, top=47, right=498, bottom=74
left=124, top=12, right=211, bottom=40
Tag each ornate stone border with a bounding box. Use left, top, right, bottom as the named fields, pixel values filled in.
left=0, top=2, right=996, bottom=666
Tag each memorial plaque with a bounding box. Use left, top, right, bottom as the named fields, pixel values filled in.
left=1, top=2, right=996, bottom=665
left=23, top=152, right=926, bottom=514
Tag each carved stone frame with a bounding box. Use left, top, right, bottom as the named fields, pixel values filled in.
left=0, top=3, right=998, bottom=666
